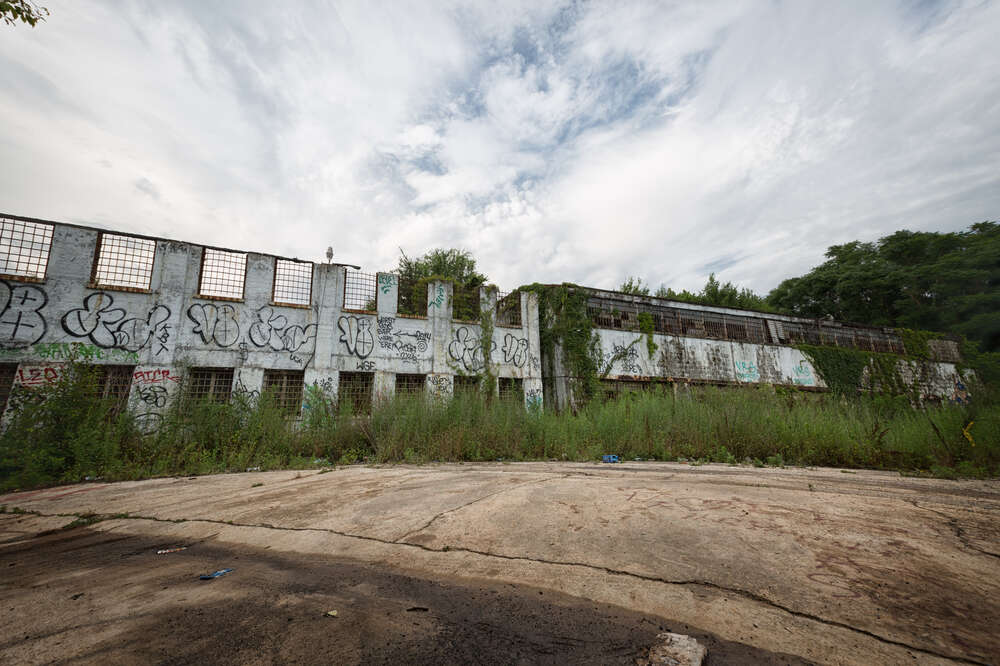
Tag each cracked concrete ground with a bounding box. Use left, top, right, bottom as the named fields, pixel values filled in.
left=2, top=462, right=998, bottom=665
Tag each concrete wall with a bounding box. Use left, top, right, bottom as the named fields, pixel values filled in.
left=0, top=221, right=543, bottom=425
left=548, top=327, right=971, bottom=410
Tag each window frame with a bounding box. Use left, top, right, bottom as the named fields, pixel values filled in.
left=262, top=369, right=305, bottom=416
left=271, top=258, right=314, bottom=308
left=197, top=248, right=248, bottom=302
left=89, top=232, right=157, bottom=293
left=0, top=217, right=54, bottom=282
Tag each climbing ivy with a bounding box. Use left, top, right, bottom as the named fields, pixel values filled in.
left=896, top=328, right=943, bottom=360
left=796, top=345, right=912, bottom=397
left=637, top=312, right=658, bottom=358
left=478, top=288, right=497, bottom=395
left=519, top=283, right=604, bottom=402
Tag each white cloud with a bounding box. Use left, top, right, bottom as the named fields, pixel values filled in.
left=0, top=0, right=997, bottom=293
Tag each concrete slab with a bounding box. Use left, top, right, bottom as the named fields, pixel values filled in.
left=2, top=462, right=998, bottom=665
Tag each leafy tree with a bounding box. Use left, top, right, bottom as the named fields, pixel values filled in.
left=1, top=0, right=48, bottom=27
left=767, top=222, right=1000, bottom=352
left=618, top=276, right=650, bottom=296
left=623, top=273, right=770, bottom=311
left=396, top=248, right=488, bottom=317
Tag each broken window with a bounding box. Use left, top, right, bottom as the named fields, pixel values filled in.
left=397, top=275, right=427, bottom=317
left=452, top=283, right=481, bottom=321
left=498, top=377, right=523, bottom=402
left=273, top=259, right=313, bottom=307
left=93, top=365, right=135, bottom=417
left=198, top=248, right=247, bottom=300
left=344, top=270, right=377, bottom=311
left=396, top=373, right=425, bottom=396
left=453, top=374, right=479, bottom=396
left=338, top=371, right=373, bottom=414
left=0, top=363, right=17, bottom=414
left=495, top=291, right=522, bottom=328
left=91, top=232, right=156, bottom=291
left=263, top=369, right=305, bottom=416
left=187, top=367, right=235, bottom=404
left=0, top=217, right=53, bottom=281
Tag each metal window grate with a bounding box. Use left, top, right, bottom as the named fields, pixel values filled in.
left=338, top=371, right=373, bottom=414
left=0, top=218, right=54, bottom=280
left=496, top=290, right=522, bottom=328
left=93, top=365, right=135, bottom=416
left=273, top=259, right=313, bottom=306
left=263, top=369, right=305, bottom=416
left=0, top=363, right=17, bottom=414
left=199, top=248, right=247, bottom=300
left=187, top=367, right=234, bottom=403
left=92, top=233, right=156, bottom=290
left=453, top=284, right=481, bottom=321
left=498, top=377, right=524, bottom=402
left=453, top=374, right=479, bottom=395
left=396, top=373, right=425, bottom=395
left=344, top=270, right=377, bottom=311
left=397, top=276, right=427, bottom=317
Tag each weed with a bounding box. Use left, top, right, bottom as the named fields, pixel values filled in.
left=251, top=482, right=264, bottom=488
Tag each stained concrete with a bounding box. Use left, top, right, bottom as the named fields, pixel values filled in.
left=2, top=462, right=998, bottom=665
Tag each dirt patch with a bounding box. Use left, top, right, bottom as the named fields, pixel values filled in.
left=1, top=526, right=810, bottom=664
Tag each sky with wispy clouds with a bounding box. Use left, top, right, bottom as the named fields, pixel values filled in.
left=1, top=1, right=998, bottom=293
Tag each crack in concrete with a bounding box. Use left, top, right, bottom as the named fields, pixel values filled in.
left=4, top=505, right=987, bottom=665
left=394, top=474, right=564, bottom=543
left=908, top=500, right=1000, bottom=561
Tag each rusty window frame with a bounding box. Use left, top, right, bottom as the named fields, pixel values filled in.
left=338, top=371, right=373, bottom=415
left=498, top=377, right=523, bottom=402
left=453, top=374, right=479, bottom=396
left=396, top=373, right=426, bottom=395
left=187, top=367, right=235, bottom=404
left=0, top=217, right=54, bottom=281
left=0, top=363, right=17, bottom=414
left=272, top=259, right=313, bottom=307
left=343, top=270, right=377, bottom=312
left=90, top=232, right=156, bottom=292
left=495, top=290, right=522, bottom=328
left=92, top=365, right=135, bottom=417
left=262, top=369, right=305, bottom=416
left=198, top=248, right=248, bottom=301
left=452, top=284, right=481, bottom=322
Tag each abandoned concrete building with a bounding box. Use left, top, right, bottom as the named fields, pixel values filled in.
left=0, top=214, right=970, bottom=422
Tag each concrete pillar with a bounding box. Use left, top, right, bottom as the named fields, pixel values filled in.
left=376, top=273, right=398, bottom=316
left=429, top=280, right=453, bottom=376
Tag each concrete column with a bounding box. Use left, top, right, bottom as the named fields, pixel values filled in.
left=376, top=273, right=398, bottom=316
left=522, top=291, right=543, bottom=410
left=429, top=280, right=453, bottom=376
left=311, top=265, right=345, bottom=375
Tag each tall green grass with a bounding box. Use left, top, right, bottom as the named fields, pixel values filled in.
left=1, top=368, right=996, bottom=491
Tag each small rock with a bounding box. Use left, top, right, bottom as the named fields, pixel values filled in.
left=325, top=610, right=338, bottom=617
left=642, top=632, right=707, bottom=666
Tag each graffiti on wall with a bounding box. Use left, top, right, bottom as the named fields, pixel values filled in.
left=378, top=273, right=396, bottom=295
left=0, top=280, right=47, bottom=350
left=136, top=385, right=168, bottom=408
left=501, top=333, right=528, bottom=368
left=30, top=342, right=138, bottom=363
left=338, top=315, right=375, bottom=359
left=525, top=387, right=542, bottom=410
left=16, top=365, right=62, bottom=387
left=428, top=285, right=445, bottom=309
left=187, top=303, right=240, bottom=348
left=62, top=292, right=171, bottom=353
left=133, top=368, right=180, bottom=384
left=612, top=342, right=641, bottom=374
left=376, top=316, right=431, bottom=365
left=734, top=360, right=760, bottom=383
left=448, top=327, right=494, bottom=372
left=792, top=361, right=815, bottom=386
left=249, top=306, right=317, bottom=353
left=428, top=374, right=451, bottom=396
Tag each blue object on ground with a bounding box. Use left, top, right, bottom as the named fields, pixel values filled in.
left=199, top=568, right=233, bottom=580
left=602, top=455, right=620, bottom=463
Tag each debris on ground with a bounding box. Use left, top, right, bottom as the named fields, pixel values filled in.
left=156, top=546, right=187, bottom=554
left=641, top=632, right=707, bottom=665
left=602, top=455, right=620, bottom=463
left=325, top=610, right=338, bottom=617
left=199, top=568, right=233, bottom=580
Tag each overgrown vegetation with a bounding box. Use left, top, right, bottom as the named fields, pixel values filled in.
left=2, top=361, right=995, bottom=491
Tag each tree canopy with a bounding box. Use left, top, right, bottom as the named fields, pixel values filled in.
left=1, top=1, right=48, bottom=27
left=767, top=222, right=1000, bottom=352
left=396, top=248, right=488, bottom=317
left=618, top=274, right=770, bottom=311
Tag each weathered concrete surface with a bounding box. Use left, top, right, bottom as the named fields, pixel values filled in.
left=2, top=462, right=998, bottom=665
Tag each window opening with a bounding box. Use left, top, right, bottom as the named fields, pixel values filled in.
left=495, top=290, right=522, bottom=328
left=344, top=270, right=377, bottom=311
left=396, top=373, right=426, bottom=396
left=498, top=377, right=524, bottom=402
left=0, top=363, right=17, bottom=414
left=338, top=371, right=373, bottom=414
left=453, top=375, right=479, bottom=396
left=452, top=284, right=481, bottom=321
left=262, top=369, right=305, bottom=416
left=93, top=365, right=135, bottom=417
left=91, top=232, right=156, bottom=290
left=187, top=367, right=235, bottom=404
left=0, top=217, right=53, bottom=280
left=273, top=259, right=313, bottom=306
left=198, top=248, right=247, bottom=300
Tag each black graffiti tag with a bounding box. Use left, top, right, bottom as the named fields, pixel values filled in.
left=187, top=303, right=240, bottom=347
left=338, top=315, right=375, bottom=359
left=501, top=333, right=529, bottom=368
left=62, top=291, right=170, bottom=352
left=0, top=280, right=47, bottom=349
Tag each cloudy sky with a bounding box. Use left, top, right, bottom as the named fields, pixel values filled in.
left=1, top=1, right=998, bottom=294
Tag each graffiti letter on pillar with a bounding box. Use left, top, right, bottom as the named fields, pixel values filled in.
left=448, top=327, right=493, bottom=372
left=501, top=333, right=528, bottom=368
left=338, top=315, right=374, bottom=359
left=62, top=291, right=170, bottom=352
left=0, top=280, right=47, bottom=349
left=187, top=303, right=240, bottom=347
